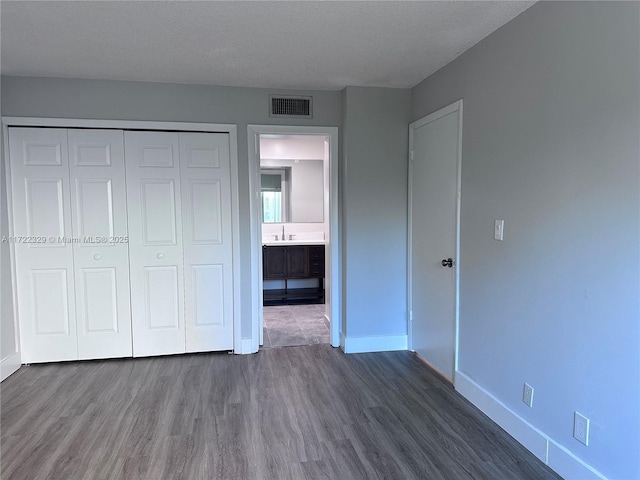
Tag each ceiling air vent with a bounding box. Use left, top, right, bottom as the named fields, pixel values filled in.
left=269, top=95, right=313, bottom=118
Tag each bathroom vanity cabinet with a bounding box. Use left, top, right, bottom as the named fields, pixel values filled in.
left=262, top=245, right=325, bottom=305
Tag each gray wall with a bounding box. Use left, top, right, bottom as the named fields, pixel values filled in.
left=1, top=129, right=17, bottom=361
left=342, top=86, right=411, bottom=339
left=411, top=2, right=639, bottom=478
left=0, top=77, right=342, bottom=340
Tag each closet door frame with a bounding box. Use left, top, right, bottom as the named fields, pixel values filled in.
left=2, top=117, right=244, bottom=357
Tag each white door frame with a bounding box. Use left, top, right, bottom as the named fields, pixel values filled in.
left=407, top=100, right=463, bottom=377
left=2, top=117, right=244, bottom=354
left=247, top=125, right=340, bottom=351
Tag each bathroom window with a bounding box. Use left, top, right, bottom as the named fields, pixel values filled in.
left=261, top=169, right=290, bottom=223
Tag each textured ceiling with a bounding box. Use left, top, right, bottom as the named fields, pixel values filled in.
left=0, top=1, right=535, bottom=90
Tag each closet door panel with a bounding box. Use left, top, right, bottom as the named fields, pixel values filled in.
left=9, top=128, right=78, bottom=363
left=25, top=178, right=66, bottom=239
left=68, top=129, right=132, bottom=360
left=180, top=133, right=234, bottom=352
left=79, top=268, right=118, bottom=333
left=125, top=131, right=185, bottom=357
left=144, top=266, right=180, bottom=329
left=75, top=178, right=114, bottom=238
left=30, top=269, right=71, bottom=335
left=140, top=179, right=178, bottom=244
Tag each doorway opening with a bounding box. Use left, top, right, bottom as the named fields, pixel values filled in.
left=248, top=126, right=340, bottom=351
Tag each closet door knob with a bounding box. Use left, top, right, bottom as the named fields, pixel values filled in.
left=93, top=254, right=102, bottom=261
left=156, top=253, right=164, bottom=259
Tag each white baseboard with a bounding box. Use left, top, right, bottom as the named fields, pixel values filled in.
left=342, top=334, right=407, bottom=354
left=1, top=351, right=21, bottom=382
left=454, top=370, right=607, bottom=480
left=547, top=439, right=608, bottom=480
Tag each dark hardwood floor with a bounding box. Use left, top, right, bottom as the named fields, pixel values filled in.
left=1, top=345, right=561, bottom=480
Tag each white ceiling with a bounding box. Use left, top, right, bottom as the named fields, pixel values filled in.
left=0, top=1, right=535, bottom=91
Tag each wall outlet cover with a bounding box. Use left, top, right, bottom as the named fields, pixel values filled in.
left=494, top=219, right=504, bottom=241
left=522, top=383, right=534, bottom=408
left=573, top=411, right=590, bottom=446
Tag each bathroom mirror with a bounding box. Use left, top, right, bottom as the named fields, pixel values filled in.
left=261, top=168, right=290, bottom=223
left=260, top=159, right=324, bottom=223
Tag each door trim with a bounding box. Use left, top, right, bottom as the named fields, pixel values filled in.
left=1, top=126, right=21, bottom=374
left=2, top=117, right=243, bottom=355
left=407, top=100, right=463, bottom=376
left=247, top=125, right=340, bottom=351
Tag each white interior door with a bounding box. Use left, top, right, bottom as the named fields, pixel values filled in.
left=9, top=127, right=78, bottom=363
left=409, top=101, right=462, bottom=382
left=180, top=133, right=234, bottom=352
left=68, top=129, right=132, bottom=360
left=125, top=131, right=185, bottom=357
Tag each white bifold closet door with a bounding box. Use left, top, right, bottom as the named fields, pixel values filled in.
left=10, top=127, right=235, bottom=362
left=125, top=131, right=234, bottom=356
left=179, top=133, right=234, bottom=352
left=68, top=129, right=132, bottom=360
left=125, top=131, right=186, bottom=357
left=9, top=128, right=78, bottom=363
left=9, top=128, right=131, bottom=363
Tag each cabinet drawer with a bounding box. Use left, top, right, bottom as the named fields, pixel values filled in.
left=310, top=263, right=324, bottom=276
left=308, top=245, right=324, bottom=277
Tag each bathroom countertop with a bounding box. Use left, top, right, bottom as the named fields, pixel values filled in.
left=262, top=240, right=326, bottom=246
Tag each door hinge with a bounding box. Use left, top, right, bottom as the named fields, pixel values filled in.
left=409, top=310, right=413, bottom=322
left=409, top=151, right=414, bottom=162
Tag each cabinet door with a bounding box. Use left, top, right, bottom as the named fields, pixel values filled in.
left=68, top=129, right=132, bottom=360
left=9, top=128, right=78, bottom=363
left=287, top=246, right=309, bottom=278
left=180, top=133, right=234, bottom=352
left=125, top=131, right=185, bottom=357
left=263, top=246, right=287, bottom=279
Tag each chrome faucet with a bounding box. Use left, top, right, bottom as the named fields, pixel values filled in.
left=281, top=225, right=285, bottom=241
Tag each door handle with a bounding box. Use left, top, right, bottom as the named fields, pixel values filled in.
left=441, top=258, right=454, bottom=268
left=93, top=254, right=102, bottom=261
left=156, top=253, right=164, bottom=259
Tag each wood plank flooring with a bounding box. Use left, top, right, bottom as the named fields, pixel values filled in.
left=1, top=345, right=562, bottom=480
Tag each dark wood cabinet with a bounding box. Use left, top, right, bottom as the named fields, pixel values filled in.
left=285, top=246, right=309, bottom=278
left=262, top=246, right=288, bottom=279
left=263, top=244, right=324, bottom=305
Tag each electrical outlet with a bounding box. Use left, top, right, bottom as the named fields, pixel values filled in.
left=522, top=383, right=534, bottom=408
left=573, top=412, right=590, bottom=446
left=494, top=220, right=504, bottom=241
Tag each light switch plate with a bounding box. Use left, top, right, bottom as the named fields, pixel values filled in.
left=494, top=220, right=504, bottom=241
